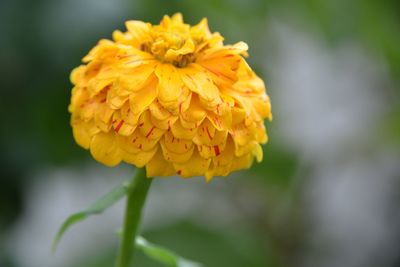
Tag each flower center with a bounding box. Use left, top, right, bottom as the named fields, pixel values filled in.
left=140, top=31, right=196, bottom=68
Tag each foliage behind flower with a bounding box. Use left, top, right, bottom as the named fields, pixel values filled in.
left=69, top=13, right=272, bottom=181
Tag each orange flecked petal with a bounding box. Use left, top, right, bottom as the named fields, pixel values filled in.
left=150, top=114, right=178, bottom=130
left=160, top=131, right=194, bottom=164
left=173, top=150, right=211, bottom=178
left=163, top=131, right=194, bottom=154
left=138, top=111, right=165, bottom=140
left=179, top=64, right=221, bottom=107
left=127, top=128, right=161, bottom=152
left=198, top=54, right=240, bottom=88
left=160, top=138, right=194, bottom=164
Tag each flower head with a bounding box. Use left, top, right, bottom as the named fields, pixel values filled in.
left=69, top=13, right=272, bottom=181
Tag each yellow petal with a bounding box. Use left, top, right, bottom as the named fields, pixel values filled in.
left=123, top=145, right=158, bottom=167
left=146, top=147, right=176, bottom=177
left=77, top=61, right=101, bottom=87
left=71, top=119, right=99, bottom=149
left=194, top=122, right=228, bottom=147
left=117, top=63, right=157, bottom=92
left=200, top=41, right=248, bottom=61
left=252, top=143, right=263, bottom=162
left=120, top=103, right=141, bottom=125
left=171, top=119, right=197, bottom=140
left=192, top=119, right=214, bottom=145
left=213, top=137, right=235, bottom=166
left=159, top=15, right=172, bottom=27
left=111, top=118, right=135, bottom=136
left=179, top=94, right=206, bottom=126
left=198, top=145, right=218, bottom=159
left=179, top=64, right=221, bottom=106
left=116, top=134, right=140, bottom=154
left=206, top=109, right=232, bottom=131
left=155, top=64, right=184, bottom=104
left=149, top=100, right=171, bottom=120
left=150, top=115, right=178, bottom=130
left=90, top=132, right=122, bottom=166
left=95, top=104, right=114, bottom=132
left=255, top=121, right=268, bottom=144
left=160, top=138, right=194, bottom=164
left=164, top=38, right=195, bottom=61
left=127, top=128, right=161, bottom=152
left=206, top=139, right=236, bottom=179
left=82, top=39, right=119, bottom=63
left=138, top=111, right=165, bottom=140
left=159, top=131, right=195, bottom=164
left=129, top=75, right=158, bottom=114
left=125, top=20, right=151, bottom=46
left=173, top=150, right=211, bottom=177
left=199, top=55, right=239, bottom=88
left=106, top=87, right=128, bottom=109
left=116, top=49, right=156, bottom=68
left=231, top=107, right=247, bottom=125
left=190, top=18, right=212, bottom=42
left=69, top=86, right=88, bottom=113
left=112, top=30, right=132, bottom=45
left=79, top=91, right=107, bottom=121
left=171, top=13, right=184, bottom=23
left=87, top=77, right=114, bottom=97
left=230, top=121, right=255, bottom=146
left=163, top=131, right=194, bottom=154
left=252, top=95, right=272, bottom=120
left=163, top=86, right=191, bottom=115
left=234, top=141, right=258, bottom=157
left=70, top=65, right=86, bottom=84
left=230, top=153, right=253, bottom=172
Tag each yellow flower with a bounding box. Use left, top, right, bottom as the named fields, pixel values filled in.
left=69, top=13, right=272, bottom=181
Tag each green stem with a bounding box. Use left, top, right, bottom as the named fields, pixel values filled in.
left=116, top=168, right=152, bottom=267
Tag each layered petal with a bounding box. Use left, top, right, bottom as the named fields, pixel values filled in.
left=69, top=13, right=271, bottom=180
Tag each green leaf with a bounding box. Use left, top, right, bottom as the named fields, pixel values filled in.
left=136, top=236, right=202, bottom=267
left=52, top=182, right=129, bottom=253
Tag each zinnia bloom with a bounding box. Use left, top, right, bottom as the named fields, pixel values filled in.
left=69, top=13, right=272, bottom=181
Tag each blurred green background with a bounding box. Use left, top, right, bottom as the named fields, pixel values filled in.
left=1, top=0, right=400, bottom=267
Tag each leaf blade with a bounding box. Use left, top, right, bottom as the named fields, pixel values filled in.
left=135, top=236, right=202, bottom=267
left=52, top=183, right=129, bottom=253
